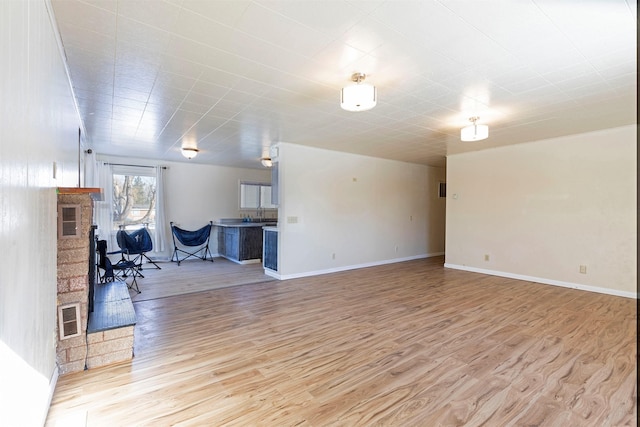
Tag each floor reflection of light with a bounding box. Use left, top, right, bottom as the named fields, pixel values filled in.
left=53, top=411, right=88, bottom=427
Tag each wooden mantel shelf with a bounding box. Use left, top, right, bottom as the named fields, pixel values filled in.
left=57, top=187, right=103, bottom=200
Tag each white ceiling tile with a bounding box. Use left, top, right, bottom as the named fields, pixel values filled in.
left=181, top=93, right=218, bottom=111
left=115, top=47, right=162, bottom=75
left=535, top=0, right=636, bottom=57
left=170, top=8, right=235, bottom=47
left=116, top=17, right=171, bottom=54
left=193, top=115, right=230, bottom=136
left=58, top=23, right=116, bottom=55
left=221, top=90, right=260, bottom=106
left=607, top=72, right=638, bottom=93
left=147, top=85, right=188, bottom=107
left=52, top=0, right=636, bottom=168
left=260, top=0, right=367, bottom=39
left=589, top=46, right=637, bottom=75
left=109, top=97, right=144, bottom=112
left=234, top=2, right=295, bottom=44
left=229, top=77, right=274, bottom=97
left=154, top=70, right=198, bottom=92
left=499, top=76, right=554, bottom=96
left=116, top=0, right=183, bottom=31
left=203, top=100, right=245, bottom=121
left=279, top=21, right=335, bottom=58
left=156, top=55, right=204, bottom=78
left=311, top=39, right=368, bottom=75
left=51, top=0, right=116, bottom=34
left=111, top=87, right=149, bottom=103
left=180, top=0, right=251, bottom=27
left=197, top=67, right=242, bottom=88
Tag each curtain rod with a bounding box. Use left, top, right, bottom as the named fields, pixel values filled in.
left=105, top=162, right=167, bottom=169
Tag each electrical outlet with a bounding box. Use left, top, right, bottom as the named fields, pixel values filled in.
left=287, top=216, right=298, bottom=224
left=332, top=253, right=336, bottom=260
left=484, top=254, right=490, bottom=261
left=579, top=265, right=587, bottom=274
left=395, top=245, right=399, bottom=252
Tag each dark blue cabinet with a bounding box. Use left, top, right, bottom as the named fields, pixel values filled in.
left=263, top=229, right=278, bottom=271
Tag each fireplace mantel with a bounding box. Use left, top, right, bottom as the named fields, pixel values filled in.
left=57, top=187, right=103, bottom=200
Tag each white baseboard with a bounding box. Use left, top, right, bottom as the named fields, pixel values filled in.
left=264, top=268, right=280, bottom=280
left=275, top=252, right=443, bottom=280
left=43, top=365, right=59, bottom=426
left=444, top=263, right=637, bottom=299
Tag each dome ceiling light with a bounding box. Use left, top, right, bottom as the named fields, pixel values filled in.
left=181, top=147, right=199, bottom=159
left=460, top=116, right=489, bottom=142
left=340, top=72, right=377, bottom=112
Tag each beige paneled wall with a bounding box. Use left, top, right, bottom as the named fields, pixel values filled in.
left=277, top=143, right=446, bottom=278
left=445, top=125, right=636, bottom=297
left=0, top=1, right=82, bottom=425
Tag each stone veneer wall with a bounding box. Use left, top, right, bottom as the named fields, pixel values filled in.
left=56, top=191, right=94, bottom=374
left=87, top=326, right=134, bottom=368
left=57, top=188, right=136, bottom=374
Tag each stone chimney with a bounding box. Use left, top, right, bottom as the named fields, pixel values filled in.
left=55, top=188, right=99, bottom=374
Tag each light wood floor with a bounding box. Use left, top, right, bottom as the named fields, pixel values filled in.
left=46, top=257, right=637, bottom=426
left=129, top=257, right=275, bottom=302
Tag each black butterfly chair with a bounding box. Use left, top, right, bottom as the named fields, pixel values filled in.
left=96, top=239, right=140, bottom=294
left=116, top=226, right=161, bottom=277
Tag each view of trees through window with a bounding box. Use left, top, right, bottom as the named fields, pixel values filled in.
left=113, top=174, right=156, bottom=230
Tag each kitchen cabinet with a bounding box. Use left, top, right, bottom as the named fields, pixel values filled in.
left=217, top=225, right=264, bottom=263
left=263, top=228, right=278, bottom=271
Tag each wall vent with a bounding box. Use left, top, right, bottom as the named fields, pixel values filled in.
left=58, top=204, right=81, bottom=238
left=438, top=182, right=447, bottom=198
left=58, top=303, right=81, bottom=340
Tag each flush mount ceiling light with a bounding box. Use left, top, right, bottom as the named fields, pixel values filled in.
left=460, top=116, right=489, bottom=142
left=181, top=147, right=199, bottom=159
left=340, top=72, right=377, bottom=112
left=261, top=157, right=273, bottom=168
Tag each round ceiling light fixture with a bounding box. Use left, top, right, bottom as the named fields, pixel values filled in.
left=340, top=72, right=377, bottom=112
left=460, top=116, right=489, bottom=142
left=181, top=147, right=199, bottom=159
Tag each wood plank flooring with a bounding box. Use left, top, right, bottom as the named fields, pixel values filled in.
left=129, top=257, right=275, bottom=302
left=46, top=257, right=637, bottom=426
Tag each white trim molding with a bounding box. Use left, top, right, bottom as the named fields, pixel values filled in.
left=275, top=253, right=444, bottom=281
left=444, top=263, right=637, bottom=299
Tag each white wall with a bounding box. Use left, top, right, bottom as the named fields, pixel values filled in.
left=0, top=1, right=82, bottom=425
left=164, top=161, right=272, bottom=256
left=445, top=125, right=636, bottom=297
left=277, top=143, right=446, bottom=278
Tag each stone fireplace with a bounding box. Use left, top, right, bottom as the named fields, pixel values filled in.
left=56, top=187, right=135, bottom=374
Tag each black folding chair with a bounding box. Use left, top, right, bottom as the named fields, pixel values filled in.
left=170, top=221, right=214, bottom=266
left=96, top=239, right=140, bottom=293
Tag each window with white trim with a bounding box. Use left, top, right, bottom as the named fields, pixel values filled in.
left=112, top=166, right=157, bottom=231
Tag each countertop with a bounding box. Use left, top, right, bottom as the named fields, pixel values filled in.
left=215, top=221, right=278, bottom=228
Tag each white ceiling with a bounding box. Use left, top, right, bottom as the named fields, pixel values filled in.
left=51, top=0, right=637, bottom=169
